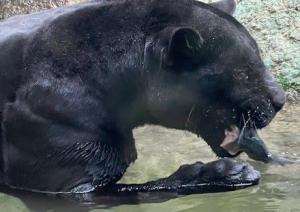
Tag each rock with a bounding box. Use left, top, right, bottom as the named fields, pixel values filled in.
left=0, top=0, right=68, bottom=19
left=235, top=0, right=300, bottom=94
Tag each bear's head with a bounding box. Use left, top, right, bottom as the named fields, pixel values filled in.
left=144, top=0, right=285, bottom=157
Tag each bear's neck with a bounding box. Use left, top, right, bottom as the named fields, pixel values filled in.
left=99, top=67, right=159, bottom=131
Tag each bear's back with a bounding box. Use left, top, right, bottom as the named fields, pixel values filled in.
left=0, top=2, right=108, bottom=114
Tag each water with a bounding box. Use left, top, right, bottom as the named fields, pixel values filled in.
left=0, top=104, right=299, bottom=212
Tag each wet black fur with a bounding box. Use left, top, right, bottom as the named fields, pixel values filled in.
left=0, top=0, right=285, bottom=192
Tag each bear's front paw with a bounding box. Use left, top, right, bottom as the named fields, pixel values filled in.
left=168, top=159, right=260, bottom=189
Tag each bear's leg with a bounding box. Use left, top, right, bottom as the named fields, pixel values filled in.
left=1, top=78, right=136, bottom=192
left=94, top=158, right=260, bottom=195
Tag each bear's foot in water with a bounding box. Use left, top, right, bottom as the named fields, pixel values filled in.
left=98, top=158, right=260, bottom=195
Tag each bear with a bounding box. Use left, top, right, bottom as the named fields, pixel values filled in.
left=0, top=0, right=285, bottom=194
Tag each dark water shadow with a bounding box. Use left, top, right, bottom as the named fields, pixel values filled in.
left=1, top=183, right=291, bottom=212
left=0, top=185, right=190, bottom=211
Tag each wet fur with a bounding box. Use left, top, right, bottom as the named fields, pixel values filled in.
left=0, top=0, right=284, bottom=192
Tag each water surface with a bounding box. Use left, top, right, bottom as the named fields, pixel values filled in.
left=0, top=104, right=299, bottom=212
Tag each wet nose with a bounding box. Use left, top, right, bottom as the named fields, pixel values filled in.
left=270, top=86, right=286, bottom=112
left=264, top=71, right=286, bottom=112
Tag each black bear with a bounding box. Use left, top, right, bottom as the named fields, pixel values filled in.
left=0, top=0, right=285, bottom=193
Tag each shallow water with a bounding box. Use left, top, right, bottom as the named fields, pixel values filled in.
left=0, top=104, right=299, bottom=212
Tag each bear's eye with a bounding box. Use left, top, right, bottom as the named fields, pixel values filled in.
left=233, top=70, right=249, bottom=81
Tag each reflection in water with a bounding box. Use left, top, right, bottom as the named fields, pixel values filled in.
left=0, top=104, right=299, bottom=212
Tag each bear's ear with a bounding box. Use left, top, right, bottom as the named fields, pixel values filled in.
left=162, top=27, right=204, bottom=69
left=209, top=0, right=236, bottom=15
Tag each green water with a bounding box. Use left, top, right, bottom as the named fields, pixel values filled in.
left=0, top=104, right=299, bottom=212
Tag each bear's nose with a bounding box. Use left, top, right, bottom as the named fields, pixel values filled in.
left=264, top=71, right=286, bottom=112
left=270, top=86, right=286, bottom=112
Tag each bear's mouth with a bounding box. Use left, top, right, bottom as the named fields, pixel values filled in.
left=220, top=123, right=271, bottom=162
left=220, top=125, right=241, bottom=156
